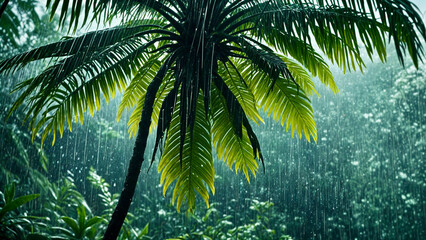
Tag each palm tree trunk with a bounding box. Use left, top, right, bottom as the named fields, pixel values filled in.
left=102, top=78, right=163, bottom=240
left=0, top=0, right=9, bottom=19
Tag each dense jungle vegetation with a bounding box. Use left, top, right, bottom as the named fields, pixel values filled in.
left=0, top=0, right=425, bottom=239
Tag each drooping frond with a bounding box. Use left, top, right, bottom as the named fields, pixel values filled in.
left=158, top=94, right=214, bottom=213
left=45, top=0, right=182, bottom=33
left=46, top=0, right=140, bottom=31
left=239, top=0, right=425, bottom=70
left=9, top=37, right=156, bottom=147
left=1, top=20, right=179, bottom=147
left=117, top=55, right=161, bottom=121
left=212, top=70, right=264, bottom=178
left=240, top=60, right=317, bottom=142
left=151, top=78, right=181, bottom=168
left=232, top=35, right=293, bottom=82
left=116, top=54, right=167, bottom=137
left=218, top=59, right=263, bottom=124
left=314, top=0, right=426, bottom=67
left=211, top=85, right=259, bottom=183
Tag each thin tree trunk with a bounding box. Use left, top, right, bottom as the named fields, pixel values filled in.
left=102, top=75, right=164, bottom=240
left=0, top=0, right=9, bottom=19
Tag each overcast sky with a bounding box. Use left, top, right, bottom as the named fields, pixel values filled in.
left=412, top=0, right=426, bottom=13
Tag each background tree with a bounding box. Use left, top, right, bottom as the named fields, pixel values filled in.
left=0, top=0, right=62, bottom=194
left=0, top=0, right=41, bottom=55
left=0, top=0, right=425, bottom=239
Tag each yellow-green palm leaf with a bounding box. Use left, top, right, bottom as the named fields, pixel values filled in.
left=211, top=86, right=259, bottom=182
left=158, top=94, right=214, bottom=212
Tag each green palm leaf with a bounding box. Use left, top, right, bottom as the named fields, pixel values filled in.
left=0, top=23, right=162, bottom=74
left=117, top=55, right=161, bottom=121
left=281, top=56, right=319, bottom=97
left=218, top=59, right=263, bottom=124
left=27, top=39, right=152, bottom=146
left=211, top=86, right=259, bottom=183
left=255, top=28, right=338, bottom=93
left=159, top=94, right=214, bottom=212
left=241, top=62, right=316, bottom=142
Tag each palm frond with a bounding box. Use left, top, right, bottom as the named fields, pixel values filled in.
left=116, top=54, right=162, bottom=137
left=0, top=23, right=163, bottom=74
left=117, top=55, right=161, bottom=120
left=45, top=0, right=182, bottom=33
left=218, top=59, right=263, bottom=124
left=240, top=61, right=317, bottom=142
left=315, top=0, right=426, bottom=67
left=211, top=85, right=258, bottom=183
left=280, top=56, right=318, bottom=97
left=240, top=0, right=425, bottom=69
left=251, top=27, right=338, bottom=93
left=158, top=94, right=214, bottom=213
left=232, top=35, right=293, bottom=82
left=18, top=39, right=153, bottom=147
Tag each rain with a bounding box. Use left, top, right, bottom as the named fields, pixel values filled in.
left=0, top=0, right=425, bottom=239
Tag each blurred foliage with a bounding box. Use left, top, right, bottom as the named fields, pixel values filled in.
left=0, top=0, right=62, bottom=199
left=0, top=94, right=49, bottom=188
left=169, top=199, right=292, bottom=240
left=0, top=183, right=42, bottom=239
left=0, top=0, right=60, bottom=57
left=0, top=0, right=40, bottom=48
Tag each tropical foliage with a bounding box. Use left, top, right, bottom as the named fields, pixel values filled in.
left=1, top=0, right=425, bottom=238
left=0, top=183, right=40, bottom=239
left=0, top=0, right=40, bottom=47
left=0, top=15, right=425, bottom=237
left=0, top=170, right=153, bottom=240
left=0, top=0, right=61, bottom=57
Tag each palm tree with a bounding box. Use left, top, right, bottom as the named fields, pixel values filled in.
left=1, top=0, right=425, bottom=239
